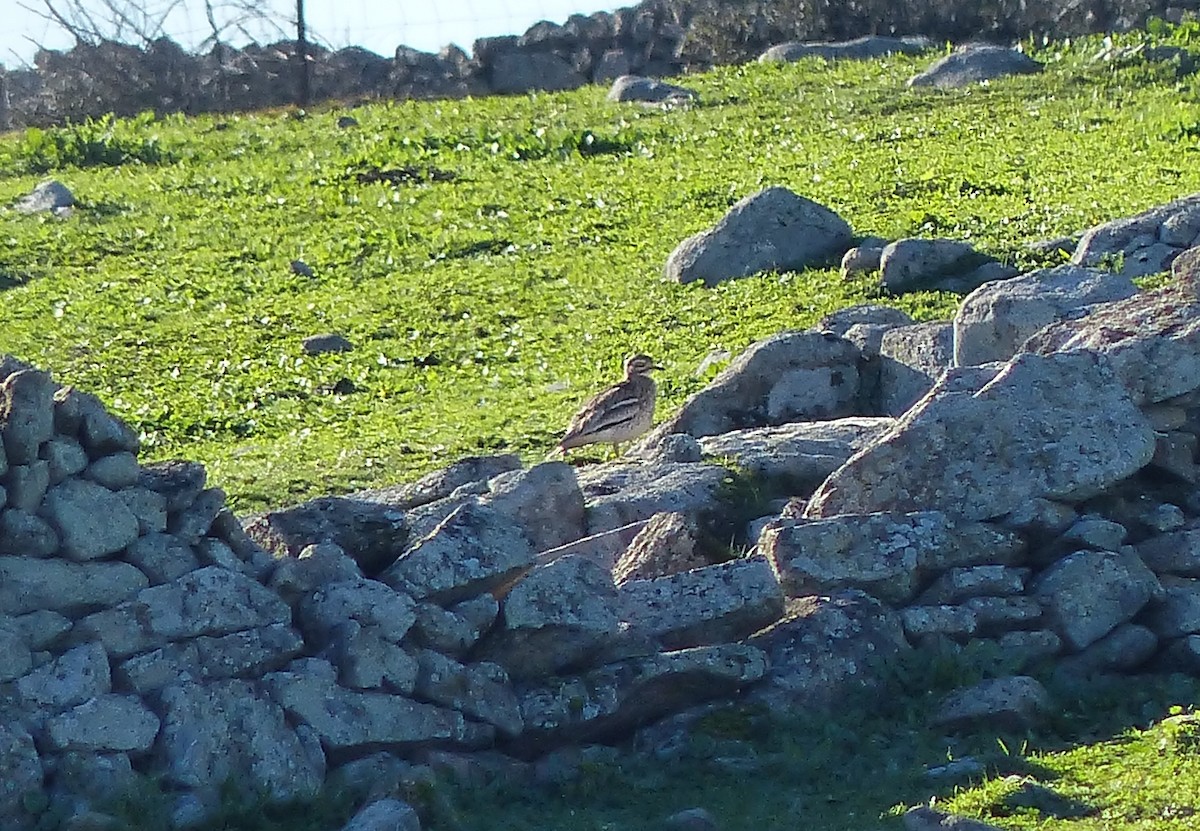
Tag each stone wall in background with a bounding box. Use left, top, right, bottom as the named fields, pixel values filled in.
left=0, top=0, right=1197, bottom=128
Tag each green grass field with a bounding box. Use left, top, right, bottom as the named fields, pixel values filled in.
left=6, top=21, right=1200, bottom=830
left=6, top=26, right=1200, bottom=513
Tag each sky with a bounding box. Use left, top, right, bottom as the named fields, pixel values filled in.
left=2, top=0, right=627, bottom=67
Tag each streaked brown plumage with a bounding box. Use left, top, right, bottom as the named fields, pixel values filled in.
left=559, top=354, right=660, bottom=456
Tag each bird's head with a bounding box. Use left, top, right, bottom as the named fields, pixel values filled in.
left=623, top=353, right=661, bottom=376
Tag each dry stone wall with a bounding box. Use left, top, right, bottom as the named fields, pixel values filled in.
left=11, top=192, right=1200, bottom=828
left=3, top=0, right=1198, bottom=127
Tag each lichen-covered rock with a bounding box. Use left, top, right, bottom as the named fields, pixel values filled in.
left=57, top=388, right=139, bottom=456
left=900, top=605, right=978, bottom=642
left=378, top=501, right=535, bottom=603
left=1033, top=548, right=1161, bottom=651
left=514, top=644, right=767, bottom=755
left=41, top=479, right=140, bottom=561
left=612, top=511, right=703, bottom=585
left=407, top=600, right=494, bottom=658
left=414, top=650, right=523, bottom=737
left=877, top=322, right=955, bottom=416
left=0, top=616, right=32, bottom=681
left=747, top=591, right=909, bottom=711
left=122, top=533, right=200, bottom=584
left=268, top=542, right=364, bottom=605
left=931, top=676, right=1052, bottom=731
left=1024, top=277, right=1200, bottom=405
left=243, top=494, right=408, bottom=575
left=696, top=418, right=894, bottom=493
left=167, top=487, right=226, bottom=543
left=916, top=566, right=1031, bottom=605
left=16, top=642, right=111, bottom=710
left=0, top=557, right=147, bottom=615
left=807, top=352, right=1156, bottom=521
left=1142, top=576, right=1200, bottom=638
left=483, top=462, right=585, bottom=552
left=339, top=798, right=421, bottom=831
left=761, top=511, right=1022, bottom=604
left=153, top=680, right=325, bottom=798
left=0, top=509, right=60, bottom=557
left=263, top=663, right=487, bottom=751
left=73, top=567, right=291, bottom=658
left=40, top=436, right=89, bottom=483
left=0, top=723, right=43, bottom=828
left=618, top=556, right=784, bottom=649
left=1055, top=623, right=1158, bottom=678
left=137, top=460, right=206, bottom=514
left=116, top=623, right=304, bottom=693
left=953, top=265, right=1137, bottom=367
left=43, top=695, right=160, bottom=753
left=479, top=554, right=620, bottom=680
left=297, top=578, right=416, bottom=646
left=83, top=452, right=139, bottom=490
left=1139, top=528, right=1200, bottom=575
left=376, top=454, right=522, bottom=510
left=326, top=622, right=419, bottom=692
left=576, top=462, right=731, bottom=534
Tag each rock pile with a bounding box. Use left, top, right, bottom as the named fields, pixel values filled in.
left=9, top=195, right=1200, bottom=829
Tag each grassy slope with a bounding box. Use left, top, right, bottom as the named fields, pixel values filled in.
left=6, top=24, right=1200, bottom=831
left=5, top=30, right=1200, bottom=512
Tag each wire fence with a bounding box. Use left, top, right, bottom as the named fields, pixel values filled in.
left=8, top=0, right=628, bottom=66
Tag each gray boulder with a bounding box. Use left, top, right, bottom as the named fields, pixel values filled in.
left=606, top=75, right=697, bottom=103
left=651, top=331, right=861, bottom=438
left=1141, top=576, right=1200, bottom=638
left=760, top=35, right=933, bottom=63
left=116, top=623, right=304, bottom=693
left=697, top=417, right=894, bottom=492
left=761, top=511, right=1024, bottom=604
left=612, top=512, right=704, bottom=585
left=575, top=462, right=730, bottom=534
left=371, top=454, right=522, bottom=510
left=1071, top=193, right=1200, bottom=277
left=17, top=642, right=110, bottom=710
left=378, top=501, right=535, bottom=603
left=1024, top=276, right=1200, bottom=405
left=807, top=352, right=1156, bottom=521
left=879, top=238, right=1002, bottom=293
left=479, top=554, right=620, bottom=680
left=0, top=723, right=42, bottom=828
left=747, top=591, right=909, bottom=711
left=0, top=557, right=147, bottom=615
left=909, top=44, right=1044, bottom=89
left=413, top=650, right=523, bottom=737
left=13, top=180, right=75, bottom=214
left=877, top=322, right=955, bottom=416
left=1033, top=548, right=1161, bottom=651
left=339, top=799, right=421, bottom=831
left=73, top=567, right=292, bottom=658
left=663, top=187, right=852, bottom=287
left=953, top=264, right=1138, bottom=366
left=154, top=680, right=325, bottom=798
left=617, top=556, right=784, bottom=649
left=1, top=370, right=55, bottom=464
left=514, top=644, right=767, bottom=755
left=1055, top=623, right=1158, bottom=678
left=931, top=676, right=1052, bottom=731
left=41, top=479, right=140, bottom=561
left=43, top=695, right=160, bottom=753
left=296, top=578, right=416, bottom=646
left=263, top=663, right=486, bottom=752
left=242, top=495, right=407, bottom=576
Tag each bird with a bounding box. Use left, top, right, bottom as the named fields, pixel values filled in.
left=558, top=353, right=661, bottom=458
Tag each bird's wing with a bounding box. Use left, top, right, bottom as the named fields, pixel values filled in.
left=561, top=381, right=644, bottom=443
